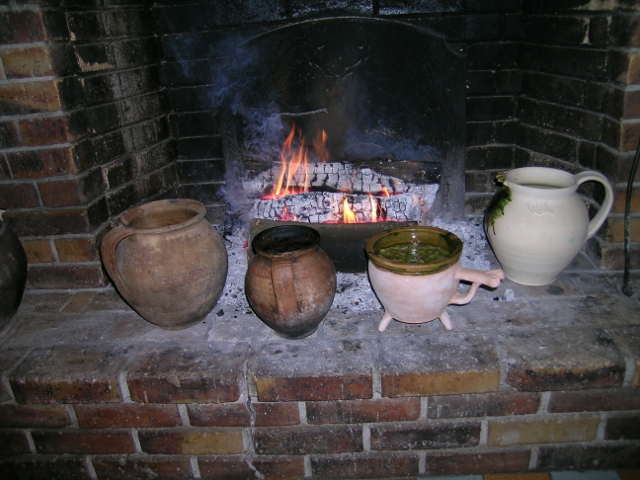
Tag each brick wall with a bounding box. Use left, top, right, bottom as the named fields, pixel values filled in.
left=0, top=1, right=177, bottom=289
left=1, top=0, right=640, bottom=290
left=1, top=329, right=639, bottom=479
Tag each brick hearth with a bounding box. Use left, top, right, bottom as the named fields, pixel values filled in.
left=1, top=250, right=639, bottom=479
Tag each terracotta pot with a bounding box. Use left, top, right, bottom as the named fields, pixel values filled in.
left=486, top=167, right=614, bottom=285
left=101, top=199, right=228, bottom=329
left=366, top=226, right=503, bottom=331
left=0, top=216, right=27, bottom=333
left=245, top=225, right=336, bottom=339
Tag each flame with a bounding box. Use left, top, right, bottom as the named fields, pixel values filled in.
left=369, top=194, right=377, bottom=222
left=342, top=197, right=357, bottom=223
left=381, top=186, right=391, bottom=197
left=267, top=125, right=310, bottom=199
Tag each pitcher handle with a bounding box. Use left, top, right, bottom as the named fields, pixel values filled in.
left=448, top=268, right=504, bottom=305
left=100, top=224, right=135, bottom=297
left=574, top=170, right=614, bottom=240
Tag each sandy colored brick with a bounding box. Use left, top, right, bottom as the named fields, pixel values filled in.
left=55, top=238, right=99, bottom=262
left=0, top=80, right=61, bottom=113
left=1, top=47, right=55, bottom=78
left=60, top=291, right=96, bottom=313
left=487, top=417, right=600, bottom=445
left=138, top=430, right=243, bottom=455
left=22, top=240, right=55, bottom=263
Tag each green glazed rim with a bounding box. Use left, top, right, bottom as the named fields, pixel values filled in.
left=365, top=225, right=463, bottom=275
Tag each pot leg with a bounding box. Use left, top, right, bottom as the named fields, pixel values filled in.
left=438, top=310, right=453, bottom=331
left=378, top=311, right=394, bottom=332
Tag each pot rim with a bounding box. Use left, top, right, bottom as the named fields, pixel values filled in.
left=366, top=225, right=462, bottom=275
left=252, top=225, right=321, bottom=258
left=119, top=199, right=206, bottom=234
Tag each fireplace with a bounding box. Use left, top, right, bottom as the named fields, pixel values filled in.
left=0, top=2, right=638, bottom=288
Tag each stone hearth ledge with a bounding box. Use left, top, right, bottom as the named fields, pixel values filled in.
left=1, top=262, right=640, bottom=478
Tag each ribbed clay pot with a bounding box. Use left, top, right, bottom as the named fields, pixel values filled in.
left=101, top=199, right=228, bottom=329
left=245, top=225, right=336, bottom=339
left=0, top=217, right=27, bottom=333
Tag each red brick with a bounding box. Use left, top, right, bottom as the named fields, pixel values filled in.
left=127, top=344, right=245, bottom=404
left=22, top=241, right=55, bottom=264
left=606, top=414, right=640, bottom=440
left=380, top=335, right=500, bottom=397
left=502, top=329, right=625, bottom=391
left=39, top=179, right=89, bottom=207
left=311, top=453, right=419, bottom=479
left=187, top=403, right=251, bottom=427
left=0, top=431, right=32, bottom=456
left=139, top=429, right=244, bottom=455
left=0, top=10, right=46, bottom=44
left=548, top=387, right=640, bottom=412
left=371, top=421, right=480, bottom=451
left=0, top=458, right=91, bottom=480
left=55, top=237, right=100, bottom=262
left=427, top=392, right=541, bottom=418
left=199, top=456, right=305, bottom=480
left=10, top=345, right=133, bottom=404
left=0, top=348, right=30, bottom=402
left=0, top=182, right=39, bottom=208
left=254, top=401, right=300, bottom=427
left=74, top=403, right=182, bottom=428
left=307, top=398, right=421, bottom=424
left=424, top=450, right=531, bottom=475
left=60, top=291, right=96, bottom=314
left=1, top=46, right=55, bottom=79
left=19, top=116, right=77, bottom=146
left=253, top=425, right=363, bottom=455
left=32, top=430, right=136, bottom=454
left=92, top=459, right=193, bottom=480
left=26, top=264, right=108, bottom=289
left=0, top=404, right=71, bottom=428
left=0, top=80, right=62, bottom=114
left=6, top=147, right=77, bottom=179
left=252, top=341, right=374, bottom=402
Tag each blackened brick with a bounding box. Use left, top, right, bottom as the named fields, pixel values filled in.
left=7, top=147, right=77, bottom=179
left=67, top=9, right=152, bottom=42
left=465, top=0, right=521, bottom=11
left=0, top=404, right=71, bottom=428
left=178, top=159, right=225, bottom=183
left=465, top=14, right=501, bottom=41
left=370, top=421, right=480, bottom=450
left=538, top=445, right=640, bottom=470
left=311, top=453, right=419, bottom=479
left=519, top=44, right=609, bottom=81
left=75, top=403, right=182, bottom=428
left=467, top=96, right=517, bottom=121
left=0, top=458, right=91, bottom=480
left=0, top=431, right=32, bottom=456
left=378, top=0, right=462, bottom=15
left=466, top=145, right=515, bottom=170
left=548, top=387, right=640, bottom=412
left=254, top=425, right=363, bottom=455
left=187, top=403, right=251, bottom=427
left=424, top=450, right=531, bottom=475
left=93, top=459, right=193, bottom=480
left=522, top=72, right=586, bottom=107
left=82, top=66, right=160, bottom=105
left=307, top=398, right=421, bottom=424
left=605, top=414, right=640, bottom=440
left=127, top=343, right=246, bottom=403
left=518, top=124, right=578, bottom=161
left=176, top=136, right=223, bottom=160
left=427, top=391, right=540, bottom=418
left=466, top=69, right=522, bottom=95
left=0, top=10, right=46, bottom=44
left=518, top=97, right=602, bottom=141
left=181, top=183, right=224, bottom=204
left=170, top=111, right=219, bottom=137
left=524, top=15, right=589, bottom=45
left=610, top=11, right=640, bottom=48
left=0, top=182, right=39, bottom=208
left=167, top=85, right=218, bottom=112
left=107, top=183, right=139, bottom=217
left=33, top=430, right=136, bottom=455
left=467, top=43, right=519, bottom=69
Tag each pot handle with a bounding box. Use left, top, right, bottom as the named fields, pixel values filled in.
left=270, top=257, right=300, bottom=317
left=574, top=170, right=614, bottom=240
left=100, top=224, right=135, bottom=297
left=448, top=268, right=504, bottom=305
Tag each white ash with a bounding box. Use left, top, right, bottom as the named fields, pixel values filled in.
left=217, top=217, right=492, bottom=316
left=493, top=288, right=516, bottom=302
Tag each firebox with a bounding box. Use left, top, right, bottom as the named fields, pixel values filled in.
left=214, top=17, right=466, bottom=229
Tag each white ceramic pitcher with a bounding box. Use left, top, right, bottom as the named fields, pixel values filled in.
left=485, top=167, right=614, bottom=286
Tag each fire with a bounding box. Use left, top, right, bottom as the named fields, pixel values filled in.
left=268, top=123, right=393, bottom=223
left=343, top=197, right=357, bottom=223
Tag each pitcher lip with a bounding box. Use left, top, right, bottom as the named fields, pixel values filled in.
left=119, top=199, right=206, bottom=234
left=504, top=167, right=577, bottom=194
left=366, top=225, right=462, bottom=275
